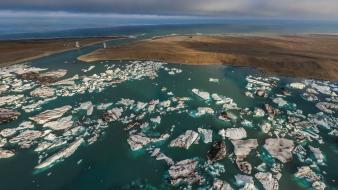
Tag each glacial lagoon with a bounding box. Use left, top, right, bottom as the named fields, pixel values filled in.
left=0, top=37, right=338, bottom=190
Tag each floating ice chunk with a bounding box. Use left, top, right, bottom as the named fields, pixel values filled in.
left=205, top=163, right=225, bottom=177
left=149, top=148, right=174, bottom=166
left=311, top=83, right=332, bottom=96
left=212, top=179, right=233, bottom=190
left=241, top=120, right=253, bottom=128
left=30, top=86, right=55, bottom=98
left=245, top=91, right=254, bottom=98
left=220, top=128, right=247, bottom=140
left=209, top=78, right=219, bottom=83
left=192, top=88, right=210, bottom=101
left=81, top=66, right=95, bottom=73
left=150, top=116, right=161, bottom=124
left=0, top=95, right=24, bottom=107
left=34, top=138, right=84, bottom=172
left=117, top=98, right=135, bottom=107
left=290, top=83, right=305, bottom=90
left=168, top=159, right=203, bottom=185
left=198, top=128, right=213, bottom=143
left=22, top=97, right=57, bottom=113
left=193, top=107, right=214, bottom=117
left=136, top=101, right=147, bottom=111
left=0, top=108, right=20, bottom=124
left=315, top=102, right=337, bottom=114
left=103, top=107, right=123, bottom=122
left=0, top=84, right=9, bottom=94
left=38, top=69, right=67, bottom=82
left=301, top=93, right=318, bottom=102
left=294, top=166, right=325, bottom=190
left=254, top=108, right=265, bottom=117
left=240, top=183, right=257, bottom=190
left=160, top=100, right=171, bottom=108
left=0, top=149, right=15, bottom=159
left=97, top=103, right=113, bottom=110
left=309, top=146, right=325, bottom=165
left=43, top=116, right=73, bottom=131
left=260, top=122, right=272, bottom=133
left=235, top=174, right=254, bottom=186
left=255, top=172, right=279, bottom=190
left=127, top=133, right=169, bottom=151
left=211, top=93, right=224, bottom=104
left=0, top=128, right=18, bottom=138
left=264, top=138, right=294, bottom=163
left=29, top=105, right=72, bottom=124
left=78, top=101, right=94, bottom=116
left=218, top=111, right=238, bottom=122
left=34, top=142, right=52, bottom=152
left=169, top=130, right=199, bottom=149
left=231, top=139, right=258, bottom=160
left=9, top=130, right=44, bottom=148
left=272, top=98, right=288, bottom=107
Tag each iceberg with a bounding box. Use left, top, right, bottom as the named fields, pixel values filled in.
left=34, top=138, right=84, bottom=171
left=198, top=128, right=213, bottom=143
left=169, top=130, right=199, bottom=149
left=43, top=116, right=73, bottom=131
left=168, top=159, right=203, bottom=185
left=231, top=139, right=258, bottom=160
left=219, top=128, right=247, bottom=140
left=192, top=88, right=210, bottom=101
left=0, top=149, right=15, bottom=159
left=29, top=105, right=72, bottom=124
left=0, top=108, right=20, bottom=124
left=264, top=138, right=294, bottom=163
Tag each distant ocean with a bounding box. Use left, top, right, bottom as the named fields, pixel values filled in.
left=1, top=16, right=338, bottom=40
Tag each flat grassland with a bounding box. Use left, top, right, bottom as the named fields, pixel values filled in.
left=0, top=37, right=122, bottom=67
left=78, top=35, right=338, bottom=81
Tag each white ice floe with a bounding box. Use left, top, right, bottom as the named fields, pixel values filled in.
left=168, top=159, right=203, bottom=185
left=290, top=83, right=305, bottom=90
left=0, top=149, right=15, bottom=159
left=34, top=138, right=84, bottom=171
left=29, top=105, right=72, bottom=124
left=264, top=138, right=294, bottom=163
left=198, top=128, right=213, bottom=143
left=77, top=101, right=94, bottom=116
left=219, top=128, right=247, bottom=140
left=30, top=86, right=55, bottom=98
left=194, top=107, right=215, bottom=117
left=127, top=133, right=169, bottom=151
left=192, top=88, right=210, bottom=101
left=255, top=172, right=279, bottom=190
left=43, top=116, right=73, bottom=131
left=169, top=130, right=199, bottom=149
left=209, top=78, right=219, bottom=83
left=231, top=139, right=258, bottom=160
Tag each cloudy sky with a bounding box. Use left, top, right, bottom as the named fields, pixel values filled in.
left=1, top=0, right=338, bottom=19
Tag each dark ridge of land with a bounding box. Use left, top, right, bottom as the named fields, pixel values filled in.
left=78, top=35, right=338, bottom=81
left=0, top=36, right=125, bottom=67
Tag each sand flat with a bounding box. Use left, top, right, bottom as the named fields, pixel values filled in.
left=78, top=35, right=338, bottom=81
left=0, top=37, right=124, bottom=67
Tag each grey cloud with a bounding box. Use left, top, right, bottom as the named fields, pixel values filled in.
left=1, top=0, right=338, bottom=19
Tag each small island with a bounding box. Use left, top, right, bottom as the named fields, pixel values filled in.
left=78, top=35, right=338, bottom=81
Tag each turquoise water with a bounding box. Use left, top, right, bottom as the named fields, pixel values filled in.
left=0, top=26, right=337, bottom=190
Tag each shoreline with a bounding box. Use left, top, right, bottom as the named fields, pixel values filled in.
left=78, top=34, right=338, bottom=81
left=0, top=36, right=126, bottom=67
